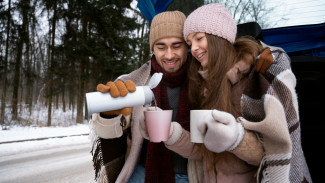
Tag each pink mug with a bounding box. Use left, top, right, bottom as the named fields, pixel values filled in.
left=144, top=110, right=173, bottom=142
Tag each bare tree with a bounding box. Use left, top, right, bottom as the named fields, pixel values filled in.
left=12, top=0, right=31, bottom=121
left=0, top=0, right=150, bottom=126
left=1, top=0, right=11, bottom=125
left=204, top=0, right=286, bottom=29
left=76, top=0, right=88, bottom=124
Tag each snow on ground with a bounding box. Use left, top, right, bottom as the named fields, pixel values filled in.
left=0, top=123, right=95, bottom=183
left=0, top=124, right=91, bottom=156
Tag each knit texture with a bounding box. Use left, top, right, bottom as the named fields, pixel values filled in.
left=165, top=45, right=312, bottom=183
left=143, top=56, right=190, bottom=183
left=240, top=45, right=312, bottom=182
left=183, top=3, right=237, bottom=43
left=89, top=55, right=193, bottom=183
left=150, top=11, right=186, bottom=50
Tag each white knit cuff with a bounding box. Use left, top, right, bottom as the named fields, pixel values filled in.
left=165, top=122, right=183, bottom=146
left=91, top=113, right=124, bottom=139
left=228, top=122, right=245, bottom=151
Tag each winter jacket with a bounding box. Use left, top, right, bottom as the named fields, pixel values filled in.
left=89, top=60, right=151, bottom=183
left=89, top=59, right=263, bottom=183
left=165, top=117, right=263, bottom=183
left=165, top=44, right=312, bottom=183
left=90, top=59, right=192, bottom=183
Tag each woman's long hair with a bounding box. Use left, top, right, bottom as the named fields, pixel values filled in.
left=188, top=34, right=262, bottom=115
left=187, top=34, right=263, bottom=170
left=188, top=34, right=237, bottom=117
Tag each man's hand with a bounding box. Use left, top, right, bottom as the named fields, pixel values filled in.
left=96, top=80, right=136, bottom=117
left=97, top=80, right=136, bottom=97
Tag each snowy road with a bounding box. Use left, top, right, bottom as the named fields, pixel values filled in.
left=0, top=138, right=96, bottom=183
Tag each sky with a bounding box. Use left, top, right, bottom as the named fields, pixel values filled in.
left=267, top=0, right=325, bottom=28
left=3, top=0, right=325, bottom=29
left=133, top=0, right=325, bottom=29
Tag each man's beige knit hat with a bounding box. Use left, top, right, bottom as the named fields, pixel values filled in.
left=150, top=11, right=186, bottom=51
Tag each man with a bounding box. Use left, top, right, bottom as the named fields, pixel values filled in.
left=89, top=11, right=191, bottom=183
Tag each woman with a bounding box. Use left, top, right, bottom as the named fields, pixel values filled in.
left=161, top=3, right=311, bottom=183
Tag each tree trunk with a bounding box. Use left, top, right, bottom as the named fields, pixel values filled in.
left=1, top=0, right=11, bottom=125
left=12, top=34, right=22, bottom=121
left=84, top=48, right=90, bottom=120
left=139, top=17, right=146, bottom=65
left=76, top=7, right=88, bottom=123
left=55, top=94, right=58, bottom=110
left=25, top=18, right=32, bottom=115
left=62, top=77, right=66, bottom=112
left=19, top=74, right=24, bottom=116
left=47, top=0, right=57, bottom=126
left=12, top=0, right=30, bottom=121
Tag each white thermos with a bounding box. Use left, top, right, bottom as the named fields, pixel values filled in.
left=86, top=73, right=163, bottom=118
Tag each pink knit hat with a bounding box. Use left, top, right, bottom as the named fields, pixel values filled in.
left=183, top=3, right=237, bottom=43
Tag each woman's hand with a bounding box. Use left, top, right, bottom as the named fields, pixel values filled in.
left=198, top=109, right=244, bottom=153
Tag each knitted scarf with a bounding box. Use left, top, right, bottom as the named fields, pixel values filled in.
left=144, top=56, right=191, bottom=183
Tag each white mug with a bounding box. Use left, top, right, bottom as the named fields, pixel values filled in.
left=190, top=110, right=212, bottom=143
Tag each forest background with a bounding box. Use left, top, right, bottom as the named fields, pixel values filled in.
left=0, top=0, right=283, bottom=127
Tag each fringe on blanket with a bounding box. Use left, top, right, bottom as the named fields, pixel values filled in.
left=89, top=119, right=127, bottom=183
left=89, top=120, right=104, bottom=182
left=90, top=136, right=124, bottom=183
left=257, top=157, right=270, bottom=183
left=98, top=166, right=108, bottom=183
left=91, top=136, right=104, bottom=181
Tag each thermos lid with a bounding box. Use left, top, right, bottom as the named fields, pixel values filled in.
left=148, top=73, right=163, bottom=89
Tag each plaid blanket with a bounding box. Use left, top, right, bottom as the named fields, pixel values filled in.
left=240, top=45, right=312, bottom=183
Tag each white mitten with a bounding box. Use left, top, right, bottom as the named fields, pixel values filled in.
left=197, top=109, right=244, bottom=153
left=165, top=122, right=183, bottom=145
left=138, top=106, right=162, bottom=140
